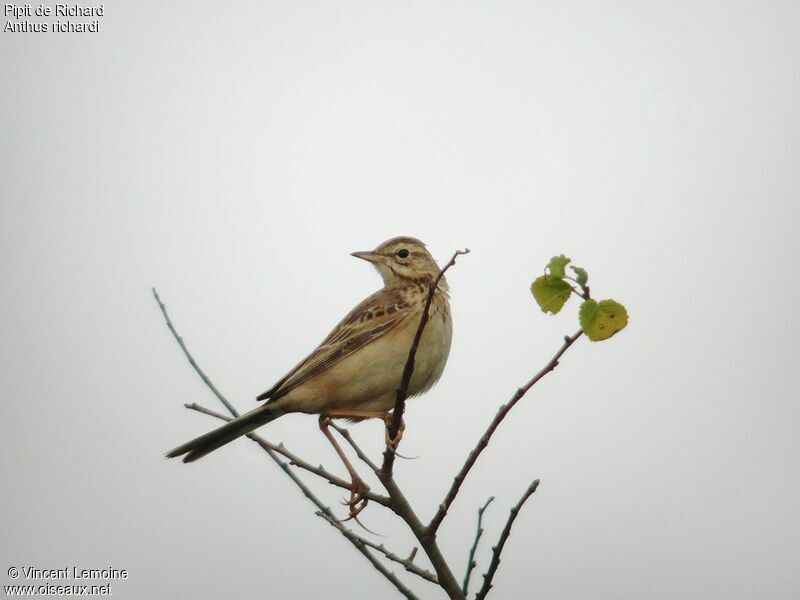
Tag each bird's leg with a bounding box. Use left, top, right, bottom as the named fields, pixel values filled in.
left=318, top=415, right=370, bottom=519
left=321, top=408, right=405, bottom=449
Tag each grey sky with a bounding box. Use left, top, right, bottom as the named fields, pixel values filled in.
left=2, top=2, right=799, bottom=598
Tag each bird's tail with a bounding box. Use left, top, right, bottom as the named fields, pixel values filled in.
left=166, top=404, right=283, bottom=463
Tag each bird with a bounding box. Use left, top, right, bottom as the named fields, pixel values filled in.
left=167, top=236, right=453, bottom=513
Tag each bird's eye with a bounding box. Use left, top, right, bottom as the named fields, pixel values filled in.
left=397, top=249, right=410, bottom=259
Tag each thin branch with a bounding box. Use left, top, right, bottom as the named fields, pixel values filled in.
left=462, top=496, right=495, bottom=595
left=369, top=248, right=471, bottom=599
left=154, top=288, right=411, bottom=598
left=317, top=511, right=439, bottom=584
left=152, top=287, right=239, bottom=418
left=382, top=248, right=470, bottom=477
left=182, top=412, right=411, bottom=596
left=475, top=480, right=540, bottom=600
left=181, top=402, right=231, bottom=421
left=329, top=421, right=382, bottom=476
left=429, top=330, right=583, bottom=534
left=265, top=452, right=418, bottom=598
left=184, top=402, right=391, bottom=508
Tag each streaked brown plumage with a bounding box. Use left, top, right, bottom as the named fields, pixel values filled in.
left=167, top=236, right=452, bottom=464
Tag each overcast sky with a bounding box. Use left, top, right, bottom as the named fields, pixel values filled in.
left=2, top=2, right=799, bottom=599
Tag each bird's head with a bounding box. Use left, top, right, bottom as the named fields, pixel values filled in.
left=351, top=236, right=443, bottom=288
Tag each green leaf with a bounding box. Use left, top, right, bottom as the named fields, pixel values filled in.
left=579, top=299, right=629, bottom=341
left=547, top=254, right=571, bottom=278
left=570, top=266, right=588, bottom=288
left=531, top=275, right=573, bottom=314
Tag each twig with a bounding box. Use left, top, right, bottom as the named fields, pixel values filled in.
left=475, top=480, right=540, bottom=600
left=154, top=288, right=413, bottom=598
left=462, top=496, right=495, bottom=595
left=184, top=402, right=391, bottom=508
left=382, top=248, right=470, bottom=477
left=317, top=512, right=439, bottom=584
left=429, top=330, right=582, bottom=533
left=152, top=288, right=240, bottom=418
left=329, top=421, right=382, bottom=476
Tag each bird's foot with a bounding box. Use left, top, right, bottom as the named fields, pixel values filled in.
left=383, top=416, right=406, bottom=450
left=341, top=475, right=370, bottom=520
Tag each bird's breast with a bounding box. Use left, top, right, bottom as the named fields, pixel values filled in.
left=277, top=294, right=452, bottom=414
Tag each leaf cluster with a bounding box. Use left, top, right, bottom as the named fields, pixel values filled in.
left=531, top=255, right=628, bottom=341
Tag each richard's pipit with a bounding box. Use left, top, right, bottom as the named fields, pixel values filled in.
left=168, top=237, right=453, bottom=510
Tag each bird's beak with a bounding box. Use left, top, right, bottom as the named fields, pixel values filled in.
left=351, top=250, right=381, bottom=264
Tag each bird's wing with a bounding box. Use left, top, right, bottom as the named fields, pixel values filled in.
left=257, top=291, right=411, bottom=401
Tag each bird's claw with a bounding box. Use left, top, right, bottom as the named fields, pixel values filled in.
left=383, top=417, right=406, bottom=449
left=341, top=477, right=370, bottom=520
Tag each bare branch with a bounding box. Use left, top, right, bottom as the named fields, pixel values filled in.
left=312, top=510, right=422, bottom=599
left=382, top=248, right=470, bottom=477
left=475, top=480, right=540, bottom=600
left=184, top=403, right=391, bottom=508
left=329, top=421, right=383, bottom=477
left=317, top=511, right=439, bottom=584
left=181, top=401, right=232, bottom=422
left=462, top=496, right=495, bottom=595
left=152, top=287, right=239, bottom=418
left=429, top=330, right=582, bottom=533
